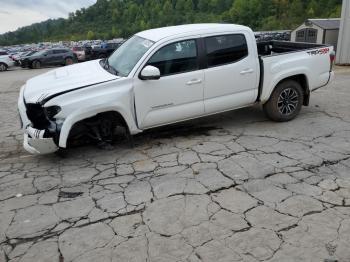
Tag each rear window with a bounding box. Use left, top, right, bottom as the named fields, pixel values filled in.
left=205, top=34, right=248, bottom=67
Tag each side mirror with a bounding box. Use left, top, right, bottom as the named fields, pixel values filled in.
left=140, top=65, right=160, bottom=80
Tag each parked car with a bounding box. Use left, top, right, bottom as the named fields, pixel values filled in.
left=21, top=48, right=76, bottom=69
left=19, top=51, right=39, bottom=67
left=72, top=46, right=86, bottom=62
left=0, top=50, right=8, bottom=56
left=82, top=45, right=93, bottom=61
left=12, top=51, right=37, bottom=66
left=11, top=52, right=24, bottom=65
left=0, top=55, right=15, bottom=71
left=18, top=23, right=335, bottom=154
left=89, top=42, right=121, bottom=60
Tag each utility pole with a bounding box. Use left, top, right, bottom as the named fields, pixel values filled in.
left=336, top=0, right=350, bottom=65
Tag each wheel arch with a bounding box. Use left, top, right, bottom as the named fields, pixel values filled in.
left=64, top=56, right=75, bottom=65
left=265, top=74, right=310, bottom=106
left=58, top=107, right=135, bottom=148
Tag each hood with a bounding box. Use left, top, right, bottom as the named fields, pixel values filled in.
left=24, top=59, right=119, bottom=104
left=22, top=53, right=36, bottom=59
left=27, top=53, right=41, bottom=59
left=21, top=55, right=32, bottom=60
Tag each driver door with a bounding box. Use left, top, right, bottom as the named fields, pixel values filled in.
left=133, top=39, right=205, bottom=129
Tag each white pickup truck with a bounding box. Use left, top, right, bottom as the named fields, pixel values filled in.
left=18, top=24, right=335, bottom=154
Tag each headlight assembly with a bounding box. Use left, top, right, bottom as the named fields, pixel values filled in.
left=45, top=106, right=61, bottom=120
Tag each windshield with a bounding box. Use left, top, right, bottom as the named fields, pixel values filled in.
left=107, top=35, right=154, bottom=77
left=24, top=51, right=36, bottom=56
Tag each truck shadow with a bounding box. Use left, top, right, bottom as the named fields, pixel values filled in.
left=63, top=105, right=266, bottom=155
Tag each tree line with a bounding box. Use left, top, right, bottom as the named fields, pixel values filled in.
left=0, top=0, right=342, bottom=46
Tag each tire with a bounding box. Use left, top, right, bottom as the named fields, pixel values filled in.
left=263, top=80, right=304, bottom=122
left=0, top=63, right=7, bottom=72
left=99, top=117, right=117, bottom=142
left=31, top=60, right=41, bottom=69
left=65, top=57, right=74, bottom=66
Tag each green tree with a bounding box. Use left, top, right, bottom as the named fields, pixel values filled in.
left=87, top=30, right=95, bottom=40
left=0, top=0, right=343, bottom=46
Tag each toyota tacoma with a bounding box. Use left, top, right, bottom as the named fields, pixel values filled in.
left=18, top=24, right=335, bottom=154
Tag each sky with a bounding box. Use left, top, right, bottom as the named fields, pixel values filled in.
left=0, top=0, right=97, bottom=34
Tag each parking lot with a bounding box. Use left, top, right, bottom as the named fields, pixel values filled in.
left=0, top=66, right=350, bottom=262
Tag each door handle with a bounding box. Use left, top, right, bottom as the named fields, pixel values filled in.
left=186, top=79, right=202, bottom=85
left=240, top=69, right=254, bottom=75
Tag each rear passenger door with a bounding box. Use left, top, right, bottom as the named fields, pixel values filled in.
left=52, top=50, right=65, bottom=64
left=202, top=33, right=259, bottom=114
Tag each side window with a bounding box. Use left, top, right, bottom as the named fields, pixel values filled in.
left=53, top=50, right=64, bottom=54
left=205, top=34, right=248, bottom=67
left=147, top=39, right=198, bottom=77
left=297, top=30, right=305, bottom=38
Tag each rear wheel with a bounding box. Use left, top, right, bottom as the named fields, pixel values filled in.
left=263, top=80, right=303, bottom=122
left=0, top=63, right=7, bottom=72
left=65, top=57, right=74, bottom=66
left=31, top=60, right=41, bottom=69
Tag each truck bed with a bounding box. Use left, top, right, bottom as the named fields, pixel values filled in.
left=257, top=40, right=327, bottom=56
left=256, top=41, right=333, bottom=104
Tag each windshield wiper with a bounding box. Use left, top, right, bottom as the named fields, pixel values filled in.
left=101, top=58, right=119, bottom=76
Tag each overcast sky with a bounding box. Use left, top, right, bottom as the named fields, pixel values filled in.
left=0, top=0, right=97, bottom=34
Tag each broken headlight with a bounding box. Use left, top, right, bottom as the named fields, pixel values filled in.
left=45, top=106, right=61, bottom=120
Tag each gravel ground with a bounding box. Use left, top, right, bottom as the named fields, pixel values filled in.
left=0, top=66, right=350, bottom=262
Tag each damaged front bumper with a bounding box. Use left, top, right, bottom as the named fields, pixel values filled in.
left=18, top=86, right=59, bottom=155
left=23, top=127, right=58, bottom=154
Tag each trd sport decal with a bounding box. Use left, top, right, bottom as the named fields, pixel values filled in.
left=307, top=48, right=330, bottom=56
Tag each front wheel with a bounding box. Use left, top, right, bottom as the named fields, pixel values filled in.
left=31, top=60, right=41, bottom=69
left=263, top=80, right=304, bottom=122
left=0, top=63, right=7, bottom=72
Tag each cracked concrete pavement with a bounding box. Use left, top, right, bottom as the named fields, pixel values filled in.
left=0, top=66, right=350, bottom=261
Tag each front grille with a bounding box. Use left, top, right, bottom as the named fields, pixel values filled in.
left=25, top=103, right=49, bottom=129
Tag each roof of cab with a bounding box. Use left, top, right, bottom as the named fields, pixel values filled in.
left=136, top=23, right=250, bottom=42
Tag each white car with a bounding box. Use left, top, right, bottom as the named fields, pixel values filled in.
left=0, top=55, right=15, bottom=71
left=18, top=24, right=335, bottom=154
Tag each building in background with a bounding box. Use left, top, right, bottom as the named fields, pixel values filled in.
left=336, top=0, right=350, bottom=65
left=291, top=19, right=340, bottom=49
